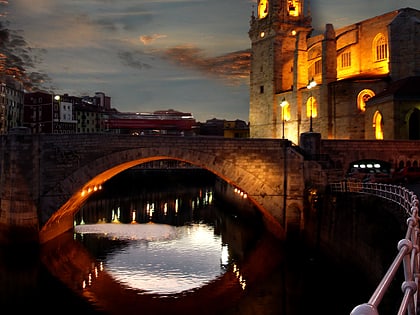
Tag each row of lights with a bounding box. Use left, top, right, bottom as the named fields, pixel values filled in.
left=234, top=187, right=248, bottom=199
left=77, top=189, right=214, bottom=225
left=82, top=261, right=104, bottom=289
left=232, top=263, right=247, bottom=290
left=260, top=29, right=297, bottom=38
left=80, top=184, right=102, bottom=197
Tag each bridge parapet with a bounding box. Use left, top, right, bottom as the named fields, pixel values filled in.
left=320, top=140, right=420, bottom=174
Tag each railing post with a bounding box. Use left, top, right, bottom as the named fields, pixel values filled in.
left=350, top=303, right=379, bottom=315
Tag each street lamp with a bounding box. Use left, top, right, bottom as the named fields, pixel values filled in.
left=280, top=97, right=287, bottom=139
left=307, top=78, right=317, bottom=132
left=52, top=94, right=60, bottom=133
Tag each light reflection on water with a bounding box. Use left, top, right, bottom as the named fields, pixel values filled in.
left=0, top=169, right=287, bottom=315
left=0, top=169, right=386, bottom=314
left=75, top=223, right=227, bottom=294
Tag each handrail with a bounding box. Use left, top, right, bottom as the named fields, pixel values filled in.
left=329, top=181, right=420, bottom=315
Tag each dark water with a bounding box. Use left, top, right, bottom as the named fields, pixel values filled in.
left=0, top=169, right=382, bottom=315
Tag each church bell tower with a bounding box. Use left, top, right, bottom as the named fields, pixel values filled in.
left=249, top=0, right=312, bottom=138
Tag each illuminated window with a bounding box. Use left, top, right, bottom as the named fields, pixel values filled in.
left=357, top=89, right=375, bottom=112
left=340, top=51, right=351, bottom=68
left=288, top=0, right=300, bottom=16
left=285, top=103, right=291, bottom=121
left=373, top=111, right=383, bottom=140
left=258, top=0, right=269, bottom=19
left=373, top=34, right=388, bottom=61
left=281, top=102, right=291, bottom=121
left=306, top=96, right=317, bottom=118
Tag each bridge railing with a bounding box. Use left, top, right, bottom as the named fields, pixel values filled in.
left=329, top=181, right=420, bottom=315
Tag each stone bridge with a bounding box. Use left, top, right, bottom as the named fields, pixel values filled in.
left=2, top=133, right=420, bottom=244
left=0, top=133, right=306, bottom=244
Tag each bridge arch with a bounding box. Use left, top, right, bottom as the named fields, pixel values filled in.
left=39, top=146, right=283, bottom=243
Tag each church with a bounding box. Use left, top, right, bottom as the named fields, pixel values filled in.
left=248, top=0, right=420, bottom=144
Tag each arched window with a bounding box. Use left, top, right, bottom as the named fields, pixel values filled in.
left=357, top=89, right=375, bottom=112
left=373, top=111, right=383, bottom=140
left=279, top=100, right=291, bottom=121
left=408, top=108, right=420, bottom=140
left=373, top=34, right=388, bottom=62
left=306, top=96, right=317, bottom=118
left=283, top=103, right=291, bottom=121
left=288, top=0, right=300, bottom=17
left=308, top=47, right=322, bottom=79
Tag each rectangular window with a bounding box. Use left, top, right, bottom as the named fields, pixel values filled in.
left=341, top=51, right=351, bottom=68
left=376, top=43, right=388, bottom=61
left=314, top=60, right=322, bottom=75
left=260, top=86, right=264, bottom=94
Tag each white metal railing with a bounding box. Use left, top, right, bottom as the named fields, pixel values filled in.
left=329, top=181, right=420, bottom=315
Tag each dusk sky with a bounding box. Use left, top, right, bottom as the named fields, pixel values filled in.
left=1, top=0, right=419, bottom=122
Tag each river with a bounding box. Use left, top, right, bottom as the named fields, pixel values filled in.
left=0, top=168, right=374, bottom=315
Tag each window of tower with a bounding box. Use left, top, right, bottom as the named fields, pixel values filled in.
left=373, top=34, right=388, bottom=62
left=373, top=110, right=384, bottom=140
left=288, top=0, right=300, bottom=17
left=357, top=89, right=375, bottom=112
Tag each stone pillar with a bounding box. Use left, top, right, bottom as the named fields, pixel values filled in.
left=0, top=134, right=40, bottom=244
left=300, top=131, right=321, bottom=157
left=322, top=23, right=337, bottom=138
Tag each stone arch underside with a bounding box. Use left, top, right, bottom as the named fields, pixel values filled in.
left=39, top=147, right=284, bottom=243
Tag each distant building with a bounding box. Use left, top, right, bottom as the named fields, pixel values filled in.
left=249, top=2, right=420, bottom=142
left=61, top=93, right=111, bottom=133
left=198, top=118, right=249, bottom=137
left=0, top=76, right=24, bottom=134
left=104, top=109, right=197, bottom=135
left=224, top=120, right=250, bottom=138
left=23, top=91, right=77, bottom=134
left=199, top=118, right=225, bottom=136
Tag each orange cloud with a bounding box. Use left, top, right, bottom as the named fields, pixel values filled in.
left=140, top=34, right=167, bottom=45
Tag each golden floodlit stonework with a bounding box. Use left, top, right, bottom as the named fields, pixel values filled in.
left=249, top=1, right=420, bottom=143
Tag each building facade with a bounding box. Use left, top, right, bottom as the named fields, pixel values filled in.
left=249, top=1, right=420, bottom=143
left=23, top=91, right=77, bottom=134
left=62, top=93, right=110, bottom=133
left=0, top=76, right=24, bottom=134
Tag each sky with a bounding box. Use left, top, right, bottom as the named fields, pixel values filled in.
left=1, top=0, right=419, bottom=123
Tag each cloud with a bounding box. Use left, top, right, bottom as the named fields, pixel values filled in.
left=0, top=0, right=7, bottom=17
left=160, top=45, right=250, bottom=84
left=140, top=33, right=167, bottom=45
left=117, top=50, right=152, bottom=70
left=0, top=20, right=50, bottom=90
